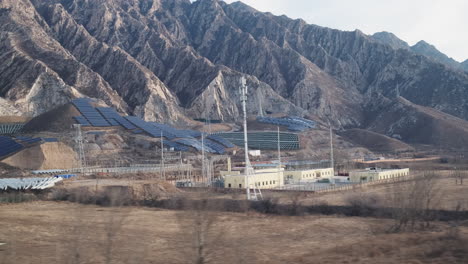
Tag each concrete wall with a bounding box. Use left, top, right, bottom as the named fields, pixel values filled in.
left=284, top=168, right=334, bottom=181
left=224, top=168, right=284, bottom=189
left=349, top=168, right=410, bottom=183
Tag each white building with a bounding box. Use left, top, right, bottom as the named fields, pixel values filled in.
left=349, top=168, right=410, bottom=183
left=223, top=168, right=284, bottom=189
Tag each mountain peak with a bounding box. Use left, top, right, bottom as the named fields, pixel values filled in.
left=411, top=40, right=462, bottom=69
left=371, top=31, right=409, bottom=50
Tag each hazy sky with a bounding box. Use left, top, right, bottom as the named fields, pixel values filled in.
left=222, top=0, right=467, bottom=62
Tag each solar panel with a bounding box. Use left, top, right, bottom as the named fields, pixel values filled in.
left=72, top=99, right=111, bottom=127
left=73, top=116, right=90, bottom=126
left=162, top=140, right=189, bottom=151
left=96, top=107, right=136, bottom=129
left=175, top=138, right=217, bottom=153
left=43, top=138, right=59, bottom=142
left=125, top=116, right=175, bottom=139
left=0, top=177, right=63, bottom=190
left=207, top=134, right=235, bottom=148
left=0, top=123, right=24, bottom=135
left=214, top=132, right=300, bottom=150
left=256, top=116, right=315, bottom=132
left=0, top=136, right=24, bottom=158
left=204, top=139, right=226, bottom=154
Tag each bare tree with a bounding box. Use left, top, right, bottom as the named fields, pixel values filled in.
left=386, top=171, right=442, bottom=232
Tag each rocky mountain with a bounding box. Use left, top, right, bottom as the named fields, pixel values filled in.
left=372, top=32, right=466, bottom=72
left=1, top=0, right=468, bottom=149
left=410, top=40, right=463, bottom=70
left=371, top=32, right=409, bottom=50
left=462, top=60, right=468, bottom=71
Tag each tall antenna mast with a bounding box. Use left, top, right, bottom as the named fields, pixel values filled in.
left=240, top=77, right=262, bottom=200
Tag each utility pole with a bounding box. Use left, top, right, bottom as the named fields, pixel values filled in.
left=277, top=126, right=282, bottom=186
left=160, top=132, right=165, bottom=180
left=329, top=122, right=335, bottom=183
left=74, top=124, right=86, bottom=175
left=201, top=132, right=206, bottom=186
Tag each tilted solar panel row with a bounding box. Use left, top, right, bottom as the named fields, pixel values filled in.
left=43, top=138, right=59, bottom=142
left=0, top=136, right=24, bottom=158
left=125, top=116, right=175, bottom=139
left=73, top=116, right=90, bottom=126
left=214, top=132, right=300, bottom=150
left=16, top=137, right=42, bottom=145
left=175, top=138, right=217, bottom=153
left=207, top=134, right=235, bottom=148
left=162, top=140, right=189, bottom=152
left=203, top=139, right=226, bottom=154
left=257, top=116, right=311, bottom=132
left=95, top=107, right=136, bottom=129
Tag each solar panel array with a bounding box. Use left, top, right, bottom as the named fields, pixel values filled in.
left=125, top=116, right=176, bottom=139
left=72, top=99, right=110, bottom=127
left=0, top=123, right=24, bottom=135
left=162, top=140, right=189, bottom=151
left=96, top=107, right=136, bottom=129
left=204, top=139, right=226, bottom=154
left=68, top=98, right=232, bottom=154
left=207, top=134, right=235, bottom=148
left=215, top=132, right=300, bottom=150
left=15, top=136, right=42, bottom=145
left=175, top=138, right=217, bottom=153
left=0, top=177, right=63, bottom=190
left=43, top=138, right=59, bottom=142
left=257, top=116, right=315, bottom=132
left=73, top=116, right=90, bottom=126
left=0, top=136, right=24, bottom=158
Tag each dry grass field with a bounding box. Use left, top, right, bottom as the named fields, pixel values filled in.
left=0, top=201, right=467, bottom=264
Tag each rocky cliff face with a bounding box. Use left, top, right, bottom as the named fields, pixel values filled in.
left=410, top=40, right=463, bottom=71
left=462, top=60, right=468, bottom=71
left=1, top=0, right=468, bottom=135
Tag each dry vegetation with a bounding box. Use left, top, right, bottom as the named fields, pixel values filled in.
left=1, top=170, right=468, bottom=263
left=0, top=201, right=467, bottom=264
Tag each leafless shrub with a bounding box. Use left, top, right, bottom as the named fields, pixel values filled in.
left=386, top=171, right=442, bottom=232
left=451, top=170, right=467, bottom=185
left=176, top=193, right=223, bottom=264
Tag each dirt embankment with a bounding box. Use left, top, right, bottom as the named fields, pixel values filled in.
left=0, top=116, right=30, bottom=123
left=339, top=128, right=414, bottom=153
left=22, top=103, right=80, bottom=133
left=3, top=142, right=77, bottom=170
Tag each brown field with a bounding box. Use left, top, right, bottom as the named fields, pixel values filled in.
left=0, top=201, right=467, bottom=264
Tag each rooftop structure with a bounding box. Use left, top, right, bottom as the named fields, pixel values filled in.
left=284, top=168, right=335, bottom=182
left=349, top=168, right=410, bottom=183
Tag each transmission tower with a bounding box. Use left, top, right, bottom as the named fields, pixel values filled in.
left=240, top=77, right=262, bottom=200
left=73, top=124, right=87, bottom=174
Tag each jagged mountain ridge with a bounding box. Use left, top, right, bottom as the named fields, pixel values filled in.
left=371, top=32, right=466, bottom=72
left=1, top=0, right=468, bottom=143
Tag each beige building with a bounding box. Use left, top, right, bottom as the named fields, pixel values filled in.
left=349, top=168, right=410, bottom=183
left=284, top=168, right=334, bottom=182
left=223, top=168, right=284, bottom=189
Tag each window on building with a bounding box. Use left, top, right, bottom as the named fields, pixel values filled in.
left=228, top=183, right=231, bottom=188
left=239, top=184, right=242, bottom=188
